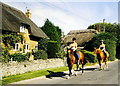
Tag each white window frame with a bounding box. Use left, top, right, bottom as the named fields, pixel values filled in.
left=24, top=44, right=29, bottom=53
left=20, top=25, right=26, bottom=33
left=13, top=43, right=20, bottom=51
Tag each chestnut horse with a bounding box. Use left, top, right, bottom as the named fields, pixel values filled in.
left=94, top=48, right=110, bottom=70
left=67, top=48, right=86, bottom=76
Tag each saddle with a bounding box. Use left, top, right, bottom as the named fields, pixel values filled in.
left=74, top=51, right=80, bottom=60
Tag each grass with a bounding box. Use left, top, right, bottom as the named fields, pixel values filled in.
left=2, top=62, right=96, bottom=85
left=2, top=66, right=68, bottom=85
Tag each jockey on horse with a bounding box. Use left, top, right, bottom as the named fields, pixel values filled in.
left=68, top=38, right=79, bottom=64
left=99, top=40, right=107, bottom=56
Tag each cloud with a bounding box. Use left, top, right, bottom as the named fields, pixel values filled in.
left=31, top=2, right=99, bottom=34
left=3, top=2, right=118, bottom=35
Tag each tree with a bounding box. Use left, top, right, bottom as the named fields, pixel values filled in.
left=87, top=22, right=120, bottom=58
left=41, top=19, right=62, bottom=58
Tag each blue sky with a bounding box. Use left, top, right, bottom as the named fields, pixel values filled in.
left=2, top=1, right=119, bottom=34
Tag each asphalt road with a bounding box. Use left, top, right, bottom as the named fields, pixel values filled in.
left=9, top=60, right=118, bottom=85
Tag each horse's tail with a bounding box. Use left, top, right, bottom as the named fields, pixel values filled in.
left=83, top=57, right=87, bottom=65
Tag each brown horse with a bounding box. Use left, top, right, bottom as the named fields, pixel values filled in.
left=94, top=48, right=110, bottom=70
left=67, top=48, right=86, bottom=76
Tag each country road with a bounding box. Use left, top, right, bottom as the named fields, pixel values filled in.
left=7, top=60, right=118, bottom=86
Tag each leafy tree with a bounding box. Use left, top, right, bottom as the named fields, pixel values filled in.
left=88, top=22, right=120, bottom=58
left=41, top=19, right=62, bottom=58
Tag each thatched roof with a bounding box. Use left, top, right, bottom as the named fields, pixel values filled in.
left=63, top=29, right=98, bottom=45
left=2, top=2, right=49, bottom=39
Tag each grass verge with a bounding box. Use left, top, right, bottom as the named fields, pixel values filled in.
left=2, top=63, right=96, bottom=85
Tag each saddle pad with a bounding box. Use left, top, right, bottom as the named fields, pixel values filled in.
left=76, top=53, right=80, bottom=58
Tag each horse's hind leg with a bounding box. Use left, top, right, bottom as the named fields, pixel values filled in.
left=81, top=64, right=84, bottom=74
left=105, top=60, right=108, bottom=70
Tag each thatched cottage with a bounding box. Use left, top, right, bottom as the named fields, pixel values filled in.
left=1, top=2, right=49, bottom=57
left=63, top=29, right=98, bottom=47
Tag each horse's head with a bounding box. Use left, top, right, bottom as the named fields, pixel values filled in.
left=94, top=48, right=101, bottom=54
left=67, top=48, right=72, bottom=54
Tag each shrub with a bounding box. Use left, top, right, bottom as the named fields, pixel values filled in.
left=47, top=42, right=60, bottom=58
left=2, top=47, right=11, bottom=62
left=81, top=50, right=97, bottom=63
left=33, top=50, right=48, bottom=60
left=11, top=53, right=28, bottom=62
left=56, top=50, right=66, bottom=59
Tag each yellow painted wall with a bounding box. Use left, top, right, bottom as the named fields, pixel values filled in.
left=9, top=28, right=38, bottom=55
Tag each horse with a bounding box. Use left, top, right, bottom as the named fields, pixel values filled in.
left=94, top=48, right=110, bottom=70
left=67, top=48, right=86, bottom=76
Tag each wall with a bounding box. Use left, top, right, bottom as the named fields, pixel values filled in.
left=2, top=58, right=66, bottom=77
left=9, top=28, right=38, bottom=54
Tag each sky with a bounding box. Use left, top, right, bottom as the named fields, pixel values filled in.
left=2, top=0, right=119, bottom=35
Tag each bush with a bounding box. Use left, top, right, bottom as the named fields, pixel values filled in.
left=56, top=50, right=66, bottom=59
left=47, top=42, right=60, bottom=58
left=11, top=53, right=28, bottom=62
left=2, top=47, right=11, bottom=62
left=33, top=50, right=48, bottom=60
left=81, top=50, right=97, bottom=63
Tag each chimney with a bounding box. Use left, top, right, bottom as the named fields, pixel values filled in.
left=97, top=24, right=100, bottom=32
left=25, top=9, right=31, bottom=19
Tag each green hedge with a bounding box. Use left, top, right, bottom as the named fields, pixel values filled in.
left=11, top=53, right=28, bottom=62
left=47, top=42, right=60, bottom=58
left=33, top=50, right=48, bottom=60
left=81, top=50, right=97, bottom=63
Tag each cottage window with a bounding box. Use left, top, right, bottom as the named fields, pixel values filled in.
left=23, top=44, right=29, bottom=53
left=20, top=25, right=26, bottom=33
left=14, top=43, right=20, bottom=51
left=35, top=45, right=38, bottom=50
left=24, top=44, right=29, bottom=50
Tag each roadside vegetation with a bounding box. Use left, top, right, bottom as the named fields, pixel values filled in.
left=2, top=19, right=119, bottom=85
left=2, top=62, right=96, bottom=85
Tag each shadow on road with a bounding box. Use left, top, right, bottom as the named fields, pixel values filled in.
left=46, top=70, right=68, bottom=79
left=74, top=67, right=98, bottom=71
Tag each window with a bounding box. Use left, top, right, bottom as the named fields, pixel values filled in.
left=20, top=25, right=26, bottom=33
left=35, top=45, right=38, bottom=50
left=23, top=44, right=29, bottom=53
left=24, top=44, right=29, bottom=50
left=14, top=43, right=20, bottom=51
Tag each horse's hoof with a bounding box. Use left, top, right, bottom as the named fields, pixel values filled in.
left=66, top=76, right=70, bottom=79
left=80, top=73, right=83, bottom=75
left=74, top=73, right=77, bottom=76
left=49, top=77, right=53, bottom=79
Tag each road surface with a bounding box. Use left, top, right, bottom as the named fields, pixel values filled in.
left=8, top=60, right=118, bottom=85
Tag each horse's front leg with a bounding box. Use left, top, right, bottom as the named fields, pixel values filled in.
left=98, top=60, right=102, bottom=70
left=76, top=62, right=79, bottom=70
left=68, top=64, right=72, bottom=76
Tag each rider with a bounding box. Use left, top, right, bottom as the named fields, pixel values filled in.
left=99, top=40, right=107, bottom=56
left=69, top=38, right=79, bottom=61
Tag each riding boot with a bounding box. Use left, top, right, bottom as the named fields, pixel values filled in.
left=103, top=50, right=107, bottom=57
